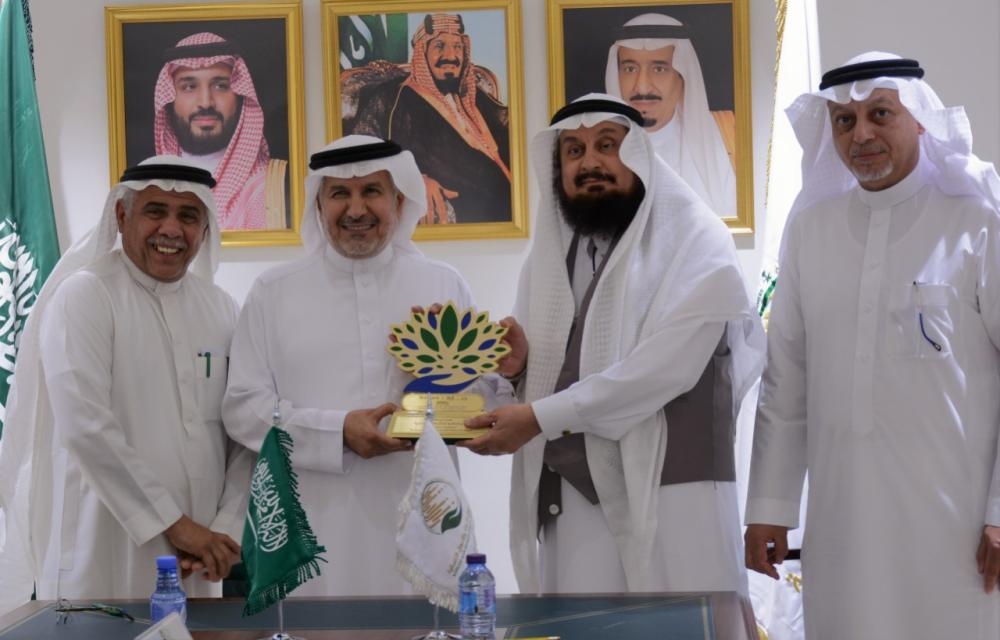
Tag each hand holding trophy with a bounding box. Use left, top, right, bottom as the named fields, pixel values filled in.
left=386, top=301, right=511, bottom=442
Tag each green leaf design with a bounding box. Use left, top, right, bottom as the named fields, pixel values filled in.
left=457, top=328, right=478, bottom=351
left=441, top=506, right=462, bottom=533
left=386, top=303, right=515, bottom=388
left=420, top=329, right=439, bottom=351
left=440, top=305, right=459, bottom=347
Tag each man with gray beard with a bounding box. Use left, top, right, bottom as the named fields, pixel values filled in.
left=462, top=94, right=763, bottom=595
left=0, top=157, right=252, bottom=605
left=745, top=52, right=1000, bottom=639
left=223, top=135, right=518, bottom=596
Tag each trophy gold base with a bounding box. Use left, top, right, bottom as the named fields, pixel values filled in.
left=387, top=393, right=486, bottom=442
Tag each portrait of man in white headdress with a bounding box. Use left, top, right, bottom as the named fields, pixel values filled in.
left=558, top=3, right=741, bottom=223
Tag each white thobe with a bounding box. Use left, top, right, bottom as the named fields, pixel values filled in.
left=747, top=162, right=1000, bottom=639
left=223, top=244, right=474, bottom=596
left=37, top=251, right=251, bottom=599
left=531, top=234, right=746, bottom=594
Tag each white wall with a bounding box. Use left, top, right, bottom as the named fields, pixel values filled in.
left=29, top=0, right=778, bottom=593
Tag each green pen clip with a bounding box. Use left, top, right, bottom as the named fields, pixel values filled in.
left=199, top=351, right=212, bottom=378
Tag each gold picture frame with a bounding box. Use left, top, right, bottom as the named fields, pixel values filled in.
left=105, top=2, right=306, bottom=247
left=547, top=0, right=754, bottom=234
left=321, top=0, right=528, bottom=241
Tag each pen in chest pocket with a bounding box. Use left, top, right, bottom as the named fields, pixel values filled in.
left=198, top=351, right=212, bottom=377
left=912, top=281, right=943, bottom=352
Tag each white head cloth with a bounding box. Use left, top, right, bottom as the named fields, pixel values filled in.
left=0, top=156, right=220, bottom=609
left=509, top=93, right=764, bottom=592
left=785, top=50, right=1000, bottom=221
left=604, top=12, right=734, bottom=214
left=301, top=135, right=427, bottom=257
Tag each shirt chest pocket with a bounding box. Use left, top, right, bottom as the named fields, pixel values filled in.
left=888, top=283, right=956, bottom=360
left=193, top=350, right=228, bottom=423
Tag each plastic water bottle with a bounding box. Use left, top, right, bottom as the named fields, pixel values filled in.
left=458, top=553, right=496, bottom=639
left=150, top=555, right=187, bottom=623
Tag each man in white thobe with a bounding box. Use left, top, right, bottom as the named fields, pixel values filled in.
left=463, top=94, right=764, bottom=594
left=223, top=136, right=512, bottom=596
left=604, top=13, right=736, bottom=218
left=0, top=158, right=253, bottom=606
left=745, top=52, right=1000, bottom=639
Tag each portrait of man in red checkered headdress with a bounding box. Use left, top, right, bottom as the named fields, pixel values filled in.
left=154, top=32, right=288, bottom=231
left=344, top=13, right=512, bottom=226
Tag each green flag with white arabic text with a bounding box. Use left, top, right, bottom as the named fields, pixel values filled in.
left=242, top=426, right=326, bottom=616
left=0, top=0, right=59, bottom=437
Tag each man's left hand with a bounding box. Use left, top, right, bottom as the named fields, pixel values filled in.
left=178, top=552, right=206, bottom=579
left=459, top=404, right=541, bottom=455
left=164, top=516, right=240, bottom=582
left=344, top=403, right=412, bottom=459
left=497, top=316, right=528, bottom=379
left=976, top=525, right=1000, bottom=593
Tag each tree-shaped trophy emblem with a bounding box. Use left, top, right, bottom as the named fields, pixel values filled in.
left=386, top=301, right=509, bottom=441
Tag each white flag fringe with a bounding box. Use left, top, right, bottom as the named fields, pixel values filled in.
left=395, top=413, right=477, bottom=612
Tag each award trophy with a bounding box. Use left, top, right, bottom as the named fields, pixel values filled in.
left=386, top=301, right=510, bottom=442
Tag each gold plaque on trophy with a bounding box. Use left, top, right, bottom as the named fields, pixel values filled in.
left=386, top=301, right=510, bottom=441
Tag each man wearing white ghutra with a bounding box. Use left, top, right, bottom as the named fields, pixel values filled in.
left=745, top=52, right=1000, bottom=639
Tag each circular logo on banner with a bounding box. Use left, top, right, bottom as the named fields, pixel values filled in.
left=420, top=479, right=463, bottom=534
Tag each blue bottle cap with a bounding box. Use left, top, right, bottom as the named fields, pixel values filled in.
left=156, top=555, right=178, bottom=570
left=466, top=553, right=486, bottom=564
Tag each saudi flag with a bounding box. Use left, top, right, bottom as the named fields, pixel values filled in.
left=242, top=427, right=326, bottom=616
left=338, top=13, right=409, bottom=69
left=395, top=405, right=476, bottom=612
left=0, top=0, right=59, bottom=437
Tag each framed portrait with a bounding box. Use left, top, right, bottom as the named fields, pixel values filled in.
left=105, top=2, right=306, bottom=247
left=321, top=0, right=528, bottom=241
left=547, top=0, right=754, bottom=234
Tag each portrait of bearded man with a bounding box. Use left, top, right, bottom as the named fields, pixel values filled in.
left=153, top=32, right=288, bottom=231
left=340, top=13, right=513, bottom=226
left=554, top=3, right=747, bottom=229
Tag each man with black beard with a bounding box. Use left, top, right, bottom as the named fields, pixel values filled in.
left=153, top=32, right=287, bottom=231
left=551, top=139, right=645, bottom=240
left=461, top=94, right=764, bottom=596
left=375, top=13, right=511, bottom=224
